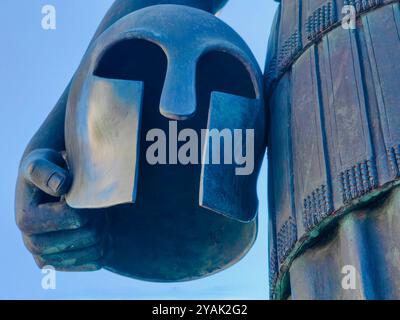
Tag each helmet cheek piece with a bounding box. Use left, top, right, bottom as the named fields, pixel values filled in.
left=200, top=92, right=265, bottom=223
left=66, top=75, right=144, bottom=209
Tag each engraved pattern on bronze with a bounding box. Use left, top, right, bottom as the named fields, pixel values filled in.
left=269, top=247, right=278, bottom=289
left=343, top=0, right=383, bottom=13
left=387, top=145, right=400, bottom=177
left=291, top=46, right=331, bottom=237
left=302, top=185, right=333, bottom=231
left=338, top=159, right=378, bottom=203
left=266, top=1, right=400, bottom=298
left=277, top=30, right=302, bottom=73
left=305, top=1, right=337, bottom=41
left=363, top=3, right=400, bottom=183
left=277, top=216, right=297, bottom=264
left=265, top=0, right=396, bottom=93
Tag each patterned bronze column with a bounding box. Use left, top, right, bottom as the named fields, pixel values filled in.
left=266, top=0, right=400, bottom=299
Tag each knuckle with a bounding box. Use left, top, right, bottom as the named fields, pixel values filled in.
left=16, top=209, right=34, bottom=234
left=23, top=235, right=43, bottom=255
left=23, top=157, right=42, bottom=181
left=65, top=212, right=88, bottom=230
left=26, top=159, right=38, bottom=176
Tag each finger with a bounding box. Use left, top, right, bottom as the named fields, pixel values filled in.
left=34, top=244, right=104, bottom=270
left=38, top=261, right=102, bottom=272
left=16, top=200, right=88, bottom=236
left=21, top=149, right=71, bottom=197
left=23, top=225, right=102, bottom=255
left=49, top=262, right=102, bottom=272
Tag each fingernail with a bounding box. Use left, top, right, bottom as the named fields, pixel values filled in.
left=47, top=172, right=66, bottom=194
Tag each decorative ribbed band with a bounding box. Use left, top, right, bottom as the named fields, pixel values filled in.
left=302, top=185, right=333, bottom=231
left=338, top=159, right=378, bottom=203
left=306, top=1, right=337, bottom=41
left=265, top=0, right=388, bottom=91
left=387, top=145, right=400, bottom=177
left=277, top=216, right=297, bottom=264
left=277, top=30, right=302, bottom=74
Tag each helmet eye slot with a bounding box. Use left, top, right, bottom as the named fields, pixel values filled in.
left=94, top=39, right=168, bottom=103
left=196, top=50, right=256, bottom=105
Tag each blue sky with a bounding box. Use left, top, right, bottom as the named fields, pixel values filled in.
left=0, top=0, right=277, bottom=299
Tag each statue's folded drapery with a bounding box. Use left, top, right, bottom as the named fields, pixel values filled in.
left=266, top=0, right=400, bottom=299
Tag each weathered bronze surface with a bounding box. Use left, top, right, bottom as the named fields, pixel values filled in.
left=15, top=0, right=400, bottom=299
left=266, top=0, right=400, bottom=299
left=65, top=5, right=265, bottom=221
left=15, top=0, right=266, bottom=281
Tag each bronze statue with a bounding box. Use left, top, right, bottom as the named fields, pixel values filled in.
left=15, top=0, right=266, bottom=281
left=15, top=0, right=400, bottom=300
left=266, top=0, right=400, bottom=299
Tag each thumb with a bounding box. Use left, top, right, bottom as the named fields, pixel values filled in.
left=22, top=149, right=71, bottom=197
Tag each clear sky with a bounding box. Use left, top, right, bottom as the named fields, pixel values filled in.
left=0, top=0, right=277, bottom=299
